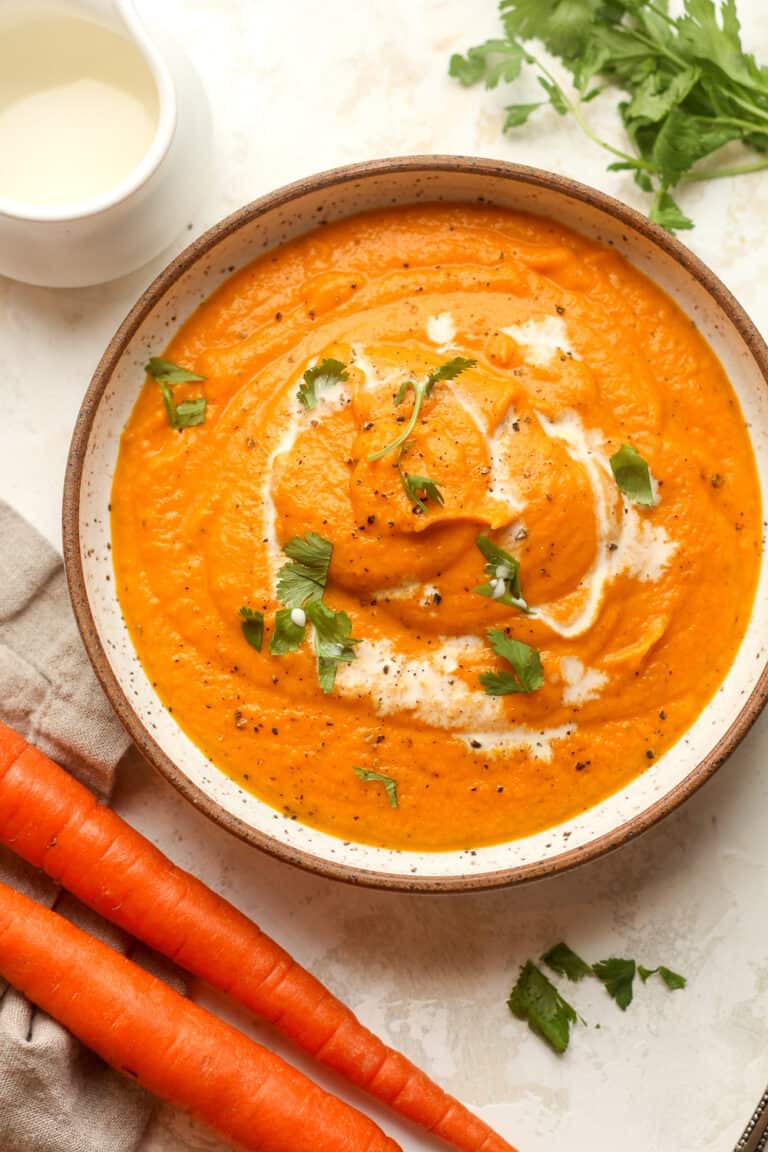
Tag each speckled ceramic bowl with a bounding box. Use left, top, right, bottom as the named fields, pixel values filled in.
left=63, top=157, right=768, bottom=892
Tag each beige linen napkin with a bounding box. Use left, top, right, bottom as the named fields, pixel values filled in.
left=0, top=500, right=180, bottom=1152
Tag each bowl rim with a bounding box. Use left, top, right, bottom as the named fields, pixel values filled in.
left=63, top=154, right=768, bottom=893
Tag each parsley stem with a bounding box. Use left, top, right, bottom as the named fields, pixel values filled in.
left=684, top=155, right=768, bottom=182
left=696, top=114, right=768, bottom=134
left=645, top=0, right=675, bottom=26
left=529, top=54, right=657, bottom=173
left=721, top=87, right=768, bottom=126
left=367, top=382, right=423, bottom=462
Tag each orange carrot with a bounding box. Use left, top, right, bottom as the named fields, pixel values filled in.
left=0, top=722, right=515, bottom=1152
left=0, top=880, right=398, bottom=1152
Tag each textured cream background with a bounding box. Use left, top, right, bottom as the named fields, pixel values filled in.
left=1, top=2, right=768, bottom=1150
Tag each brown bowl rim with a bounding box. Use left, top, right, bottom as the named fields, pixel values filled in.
left=62, top=154, right=768, bottom=893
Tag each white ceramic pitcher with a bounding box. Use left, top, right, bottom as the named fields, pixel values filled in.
left=0, top=0, right=212, bottom=287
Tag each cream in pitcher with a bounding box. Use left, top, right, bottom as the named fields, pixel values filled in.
left=0, top=0, right=211, bottom=286
left=0, top=12, right=159, bottom=207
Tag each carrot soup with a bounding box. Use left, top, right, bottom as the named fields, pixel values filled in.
left=111, top=205, right=761, bottom=851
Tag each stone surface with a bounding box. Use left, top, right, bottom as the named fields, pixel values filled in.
left=1, top=2, right=767, bottom=1150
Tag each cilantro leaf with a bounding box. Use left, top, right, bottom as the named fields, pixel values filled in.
left=480, top=628, right=544, bottom=695
left=354, top=766, right=399, bottom=808
left=474, top=534, right=530, bottom=612
left=306, top=600, right=359, bottom=693
left=638, top=964, right=687, bottom=990
left=651, top=108, right=739, bottom=186
left=397, top=446, right=445, bottom=515
left=368, top=357, right=476, bottom=463
left=677, top=0, right=760, bottom=91
left=508, top=961, right=578, bottom=1055
left=145, top=357, right=205, bottom=385
left=649, top=188, right=695, bottom=231
left=145, top=357, right=207, bottom=430
left=448, top=38, right=525, bottom=88
left=239, top=607, right=264, bottom=651
left=609, top=443, right=654, bottom=505
left=503, top=102, right=544, bottom=129
left=399, top=471, right=445, bottom=515
left=269, top=608, right=307, bottom=655
left=500, top=0, right=604, bottom=60
left=423, top=355, right=478, bottom=394
left=543, top=942, right=593, bottom=982
left=297, top=358, right=349, bottom=410
left=592, top=957, right=636, bottom=1010
left=174, top=398, right=207, bottom=428
left=624, top=67, right=701, bottom=126
left=275, top=533, right=333, bottom=608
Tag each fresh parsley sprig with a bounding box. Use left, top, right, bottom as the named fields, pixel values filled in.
left=450, top=0, right=768, bottom=231
left=479, top=628, right=544, bottom=695
left=367, top=356, right=476, bottom=463
left=145, top=357, right=207, bottom=430
left=354, top=766, right=399, bottom=808
left=297, top=358, right=349, bottom=410
left=474, top=534, right=530, bottom=613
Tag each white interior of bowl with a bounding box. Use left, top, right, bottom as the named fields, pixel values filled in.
left=76, top=164, right=768, bottom=882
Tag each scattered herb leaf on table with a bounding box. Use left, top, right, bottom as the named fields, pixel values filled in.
left=509, top=941, right=686, bottom=1053
left=542, top=941, right=593, bottom=982
left=508, top=961, right=578, bottom=1054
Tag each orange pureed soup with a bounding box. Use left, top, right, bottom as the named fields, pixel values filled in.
left=111, top=205, right=761, bottom=851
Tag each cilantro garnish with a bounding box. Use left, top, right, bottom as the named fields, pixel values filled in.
left=268, top=534, right=359, bottom=690
left=474, top=534, right=530, bottom=613
left=239, top=607, right=264, bottom=652
left=354, top=766, right=399, bottom=808
left=367, top=357, right=476, bottom=463
left=397, top=444, right=445, bottom=515
left=639, top=965, right=687, bottom=991
left=145, top=357, right=207, bottom=430
left=508, top=961, right=578, bottom=1055
left=592, top=957, right=636, bottom=1011
left=479, top=628, right=544, bottom=695
left=269, top=608, right=307, bottom=655
left=609, top=444, right=654, bottom=506
left=306, top=600, right=359, bottom=693
left=450, top=0, right=768, bottom=232
left=275, top=532, right=333, bottom=608
left=542, top=942, right=593, bottom=983
left=297, top=358, right=349, bottom=410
